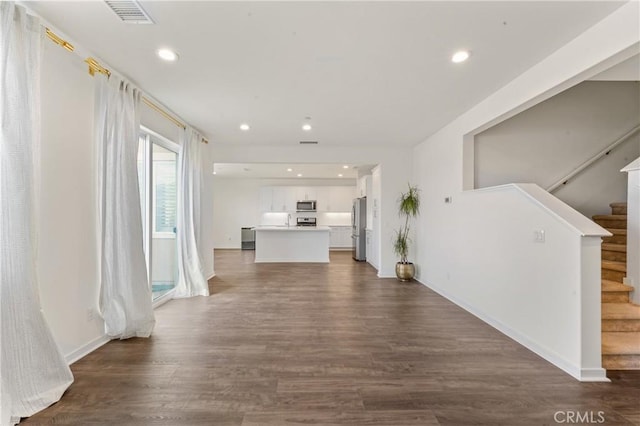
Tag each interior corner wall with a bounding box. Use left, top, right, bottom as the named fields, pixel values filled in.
left=412, top=2, right=638, bottom=377
left=38, top=39, right=104, bottom=359
left=474, top=81, right=640, bottom=217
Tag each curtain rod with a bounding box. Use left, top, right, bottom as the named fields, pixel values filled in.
left=46, top=28, right=74, bottom=52
left=45, top=29, right=209, bottom=144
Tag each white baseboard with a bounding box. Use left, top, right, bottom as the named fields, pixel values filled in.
left=65, top=334, right=110, bottom=365
left=416, top=278, right=610, bottom=383
left=377, top=273, right=395, bottom=278
left=580, top=368, right=610, bottom=382
left=377, top=267, right=396, bottom=278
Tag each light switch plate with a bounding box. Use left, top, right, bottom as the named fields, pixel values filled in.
left=534, top=230, right=545, bottom=243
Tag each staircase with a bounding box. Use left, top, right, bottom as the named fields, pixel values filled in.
left=593, top=202, right=640, bottom=370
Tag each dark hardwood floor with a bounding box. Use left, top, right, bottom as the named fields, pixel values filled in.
left=24, top=250, right=640, bottom=425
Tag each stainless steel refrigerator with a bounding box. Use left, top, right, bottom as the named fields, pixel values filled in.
left=352, top=197, right=367, bottom=261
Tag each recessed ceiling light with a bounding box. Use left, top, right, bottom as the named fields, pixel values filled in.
left=302, top=123, right=312, bottom=131
left=342, top=165, right=349, bottom=169
left=157, top=48, right=179, bottom=62
left=213, top=171, right=217, bottom=175
left=297, top=173, right=302, bottom=177
left=338, top=174, right=343, bottom=177
left=239, top=123, right=250, bottom=131
left=451, top=50, right=470, bottom=63
left=287, top=168, right=293, bottom=172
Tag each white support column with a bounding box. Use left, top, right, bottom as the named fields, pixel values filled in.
left=622, top=158, right=640, bottom=304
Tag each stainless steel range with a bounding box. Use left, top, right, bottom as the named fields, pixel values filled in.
left=297, top=217, right=317, bottom=227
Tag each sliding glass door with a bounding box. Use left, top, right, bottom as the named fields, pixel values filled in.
left=137, top=129, right=179, bottom=301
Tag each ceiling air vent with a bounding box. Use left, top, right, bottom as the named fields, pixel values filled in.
left=299, top=141, right=318, bottom=145
left=104, top=1, right=154, bottom=24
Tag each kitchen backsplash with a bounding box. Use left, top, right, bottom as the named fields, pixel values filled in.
left=261, top=212, right=351, bottom=227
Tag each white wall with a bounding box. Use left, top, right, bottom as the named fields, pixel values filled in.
left=475, top=81, right=640, bottom=217
left=212, top=178, right=355, bottom=249
left=37, top=35, right=217, bottom=361
left=211, top=144, right=412, bottom=276
left=412, top=2, right=639, bottom=380
left=38, top=38, right=104, bottom=362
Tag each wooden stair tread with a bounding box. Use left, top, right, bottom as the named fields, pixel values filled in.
left=602, top=303, right=640, bottom=320
left=593, top=214, right=627, bottom=220
left=602, top=332, right=640, bottom=355
left=602, top=280, right=634, bottom=292
left=600, top=201, right=632, bottom=368
left=602, top=243, right=627, bottom=253
left=606, top=228, right=627, bottom=235
left=602, top=260, right=626, bottom=271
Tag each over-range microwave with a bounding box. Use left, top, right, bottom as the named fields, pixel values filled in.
left=296, top=200, right=317, bottom=212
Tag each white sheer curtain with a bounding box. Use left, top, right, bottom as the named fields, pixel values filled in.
left=174, top=128, right=209, bottom=298
left=0, top=3, right=74, bottom=424
left=95, top=73, right=155, bottom=338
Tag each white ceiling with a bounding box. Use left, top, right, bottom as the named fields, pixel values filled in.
left=214, top=163, right=364, bottom=180
left=28, top=1, right=626, bottom=148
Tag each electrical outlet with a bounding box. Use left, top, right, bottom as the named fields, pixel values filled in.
left=87, top=308, right=94, bottom=322
left=444, top=196, right=452, bottom=203
left=534, top=230, right=545, bottom=243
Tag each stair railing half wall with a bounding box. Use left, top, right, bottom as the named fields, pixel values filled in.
left=547, top=124, right=640, bottom=193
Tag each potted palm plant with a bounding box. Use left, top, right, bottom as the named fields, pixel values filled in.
left=394, top=184, right=420, bottom=281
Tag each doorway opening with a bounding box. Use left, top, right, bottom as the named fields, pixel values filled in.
left=138, top=127, right=179, bottom=302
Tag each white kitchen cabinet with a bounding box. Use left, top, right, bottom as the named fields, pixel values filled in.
left=342, top=227, right=354, bottom=247
left=325, top=186, right=355, bottom=212
left=345, top=186, right=357, bottom=209
left=295, top=186, right=317, bottom=201
left=329, top=227, right=340, bottom=247
left=329, top=226, right=352, bottom=249
left=271, top=187, right=288, bottom=212
left=315, top=187, right=330, bottom=211
left=259, top=187, right=273, bottom=212
left=285, top=187, right=298, bottom=211
left=260, top=186, right=295, bottom=212
left=261, top=185, right=354, bottom=213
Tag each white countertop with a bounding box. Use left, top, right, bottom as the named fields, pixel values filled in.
left=254, top=226, right=330, bottom=232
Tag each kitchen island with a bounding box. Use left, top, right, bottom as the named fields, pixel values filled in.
left=254, top=226, right=330, bottom=263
